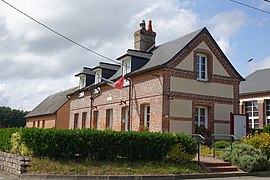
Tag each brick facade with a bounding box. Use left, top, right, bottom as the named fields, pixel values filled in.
left=69, top=27, right=242, bottom=134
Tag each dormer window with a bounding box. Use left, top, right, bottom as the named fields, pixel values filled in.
left=196, top=54, right=207, bottom=81
left=79, top=75, right=86, bottom=89
left=122, top=59, right=131, bottom=86
left=95, top=69, right=102, bottom=84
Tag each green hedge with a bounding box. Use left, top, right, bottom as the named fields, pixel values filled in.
left=0, top=128, right=20, bottom=152
left=0, top=128, right=196, bottom=161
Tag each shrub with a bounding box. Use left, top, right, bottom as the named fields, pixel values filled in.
left=10, top=131, right=32, bottom=156
left=165, top=143, right=195, bottom=163
left=242, top=133, right=270, bottom=159
left=220, top=144, right=267, bottom=172
left=195, top=126, right=212, bottom=146
left=249, top=128, right=263, bottom=135
left=263, top=126, right=270, bottom=134
left=0, top=128, right=197, bottom=161
left=214, top=141, right=230, bottom=149
left=0, top=128, right=20, bottom=152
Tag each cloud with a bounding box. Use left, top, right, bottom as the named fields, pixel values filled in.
left=207, top=9, right=247, bottom=55
left=0, top=0, right=202, bottom=110
left=248, top=56, right=270, bottom=73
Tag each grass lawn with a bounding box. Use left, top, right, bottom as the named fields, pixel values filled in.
left=28, top=157, right=205, bottom=175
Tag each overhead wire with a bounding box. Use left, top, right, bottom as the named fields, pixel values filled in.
left=229, top=0, right=270, bottom=15
left=1, top=0, right=121, bottom=65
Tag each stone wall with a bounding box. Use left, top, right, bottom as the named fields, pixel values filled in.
left=0, top=151, right=30, bottom=176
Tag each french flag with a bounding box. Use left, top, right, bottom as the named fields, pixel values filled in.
left=99, top=76, right=125, bottom=89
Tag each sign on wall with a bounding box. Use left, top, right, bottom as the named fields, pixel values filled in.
left=230, top=113, right=249, bottom=140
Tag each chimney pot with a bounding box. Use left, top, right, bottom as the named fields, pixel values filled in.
left=147, top=20, right=153, bottom=32
left=139, top=20, right=146, bottom=29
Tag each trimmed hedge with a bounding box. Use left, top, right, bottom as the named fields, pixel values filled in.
left=0, top=128, right=20, bottom=152
left=0, top=128, right=196, bottom=161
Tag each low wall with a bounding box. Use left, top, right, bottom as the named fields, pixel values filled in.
left=0, top=151, right=30, bottom=176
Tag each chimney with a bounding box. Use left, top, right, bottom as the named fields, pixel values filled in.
left=134, top=20, right=156, bottom=51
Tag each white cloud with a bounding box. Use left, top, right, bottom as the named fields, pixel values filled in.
left=248, top=57, right=270, bottom=73
left=207, top=9, right=246, bottom=55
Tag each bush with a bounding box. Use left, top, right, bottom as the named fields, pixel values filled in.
left=165, top=143, right=195, bottom=163
left=0, top=128, right=20, bottom=152
left=249, top=128, right=263, bottom=135
left=242, top=133, right=270, bottom=159
left=263, top=126, right=270, bottom=134
left=220, top=144, right=267, bottom=172
left=214, top=141, right=230, bottom=149
left=0, top=128, right=197, bottom=161
left=195, top=126, right=212, bottom=146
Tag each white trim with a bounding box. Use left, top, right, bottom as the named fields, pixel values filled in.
left=196, top=54, right=208, bottom=81
left=144, top=104, right=150, bottom=127
left=240, top=96, right=270, bottom=103
left=195, top=106, right=208, bottom=128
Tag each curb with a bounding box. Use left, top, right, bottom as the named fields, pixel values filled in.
left=20, top=171, right=270, bottom=179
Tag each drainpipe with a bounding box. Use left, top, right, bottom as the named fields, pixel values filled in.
left=89, top=87, right=101, bottom=129
left=126, top=78, right=132, bottom=131
left=90, top=96, right=93, bottom=129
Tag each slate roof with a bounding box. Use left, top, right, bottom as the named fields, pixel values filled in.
left=93, top=62, right=120, bottom=71
left=75, top=67, right=95, bottom=76
left=110, top=27, right=243, bottom=81
left=240, top=68, right=270, bottom=94
left=25, top=87, right=78, bottom=118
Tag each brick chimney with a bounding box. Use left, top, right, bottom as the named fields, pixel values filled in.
left=134, top=20, right=156, bottom=51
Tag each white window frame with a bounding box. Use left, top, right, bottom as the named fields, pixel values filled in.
left=144, top=104, right=150, bottom=127
left=122, top=59, right=131, bottom=86
left=196, top=54, right=207, bottom=81
left=195, top=107, right=208, bottom=128
left=109, top=109, right=113, bottom=129
left=122, top=107, right=129, bottom=131
left=94, top=69, right=102, bottom=85
left=266, top=100, right=270, bottom=126
left=245, top=101, right=259, bottom=129
left=79, top=75, right=86, bottom=89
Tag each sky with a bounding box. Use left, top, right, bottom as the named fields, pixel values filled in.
left=0, top=0, right=269, bottom=111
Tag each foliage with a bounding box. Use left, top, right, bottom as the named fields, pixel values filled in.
left=165, top=143, right=195, bottom=163
left=263, top=126, right=270, bottom=134
left=0, top=128, right=20, bottom=152
left=0, top=128, right=197, bottom=161
left=220, top=144, right=267, bottom=172
left=28, top=157, right=205, bottom=175
left=214, top=141, right=230, bottom=149
left=10, top=131, right=32, bottom=156
left=195, top=126, right=212, bottom=146
left=138, top=125, right=149, bottom=132
left=242, top=132, right=270, bottom=159
left=249, top=128, right=263, bottom=135
left=0, top=106, right=29, bottom=128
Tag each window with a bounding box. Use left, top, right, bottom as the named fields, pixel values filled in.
left=33, top=121, right=35, bottom=128
left=95, top=69, right=102, bottom=85
left=121, top=107, right=129, bottom=131
left=122, top=59, right=131, bottom=86
left=42, top=120, right=45, bottom=128
left=37, top=121, right=40, bottom=128
left=196, top=55, right=207, bottom=80
left=266, top=100, right=270, bottom=126
left=195, top=107, right=208, bottom=128
left=245, top=101, right=259, bottom=129
left=106, top=109, right=113, bottom=129
left=79, top=75, right=86, bottom=89
left=82, top=112, right=87, bottom=128
left=144, top=105, right=150, bottom=127
left=93, top=111, right=98, bottom=129
left=74, top=113, right=79, bottom=129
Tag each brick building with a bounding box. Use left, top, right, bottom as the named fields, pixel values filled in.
left=68, top=20, right=244, bottom=134
left=25, top=87, right=77, bottom=129
left=240, top=68, right=270, bottom=129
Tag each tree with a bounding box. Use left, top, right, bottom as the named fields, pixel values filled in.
left=0, top=106, right=29, bottom=128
